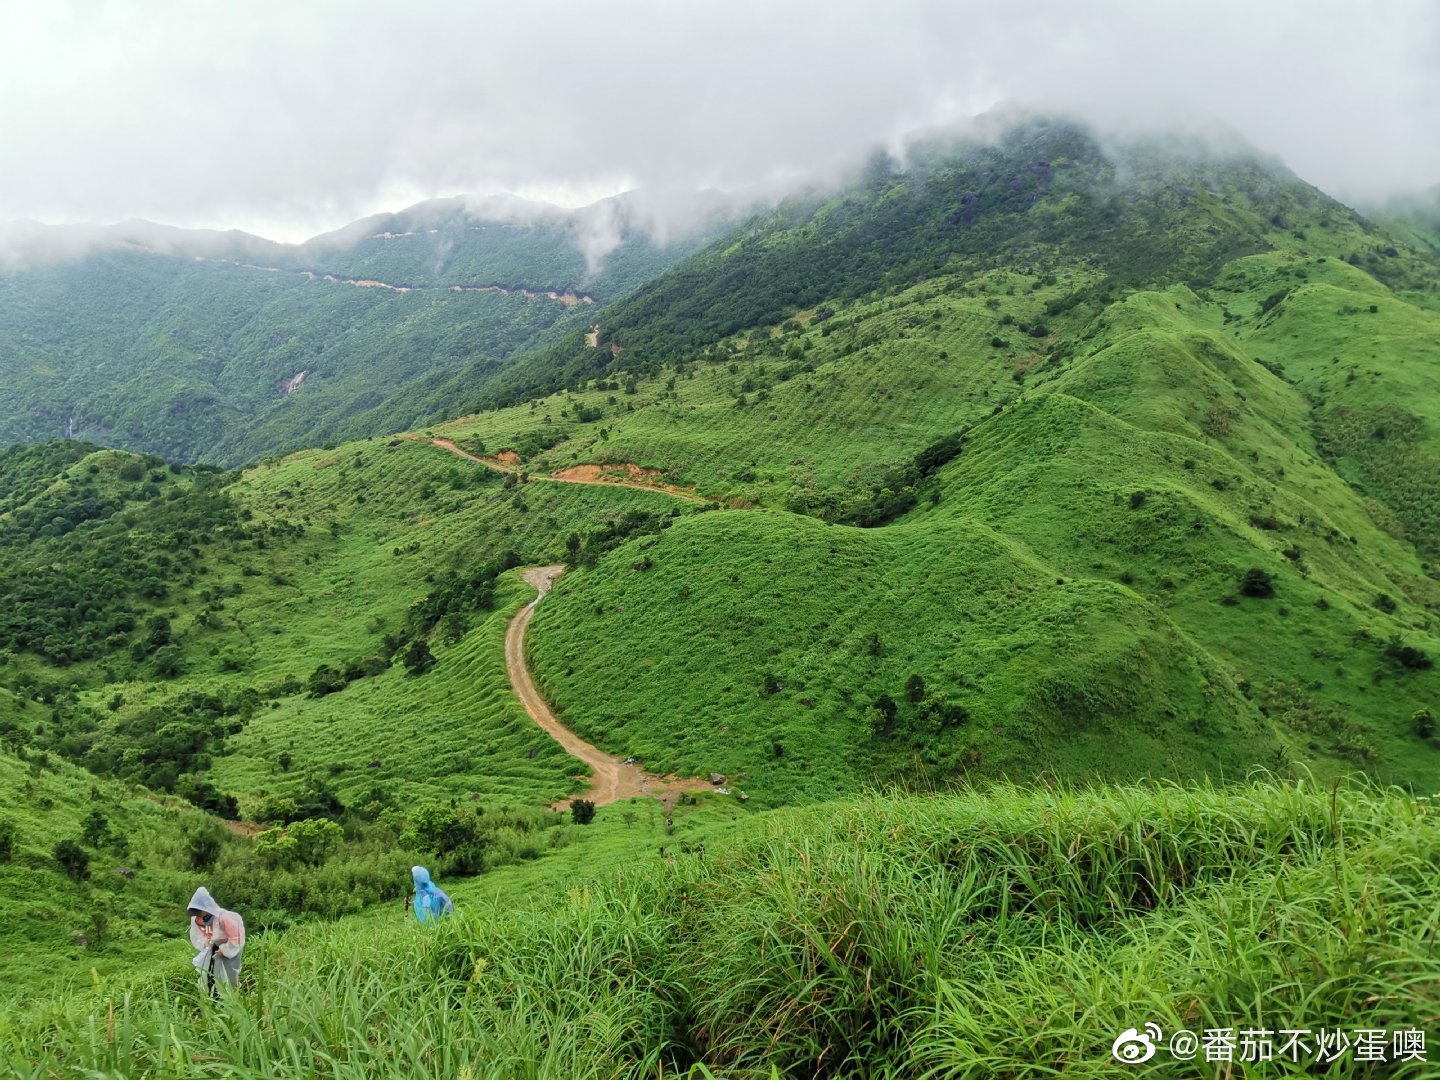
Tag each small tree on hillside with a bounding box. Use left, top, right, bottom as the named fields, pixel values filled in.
left=186, top=826, right=224, bottom=871
left=905, top=675, right=927, bottom=704
left=571, top=799, right=596, bottom=825
left=54, top=838, right=90, bottom=880
left=403, top=639, right=435, bottom=676
left=1239, top=568, right=1276, bottom=598
left=81, top=807, right=110, bottom=848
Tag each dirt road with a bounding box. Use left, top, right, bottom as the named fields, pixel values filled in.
left=506, top=565, right=710, bottom=808
left=416, top=435, right=708, bottom=503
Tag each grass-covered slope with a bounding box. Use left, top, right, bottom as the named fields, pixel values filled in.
left=529, top=510, right=1276, bottom=804
left=0, top=251, right=592, bottom=466
left=8, top=778, right=1438, bottom=1078
left=0, top=698, right=231, bottom=986
left=0, top=195, right=723, bottom=467
left=450, top=118, right=1434, bottom=413
left=509, top=260, right=1438, bottom=800
left=1210, top=253, right=1440, bottom=554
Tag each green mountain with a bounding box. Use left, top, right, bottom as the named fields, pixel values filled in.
left=1367, top=183, right=1440, bottom=258
left=0, top=195, right=725, bottom=467
left=3, top=117, right=1440, bottom=1073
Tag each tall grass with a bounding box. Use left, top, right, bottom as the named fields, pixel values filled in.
left=7, top=776, right=1438, bottom=1077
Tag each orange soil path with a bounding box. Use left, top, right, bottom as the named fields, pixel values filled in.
left=506, top=565, right=710, bottom=809
left=414, top=435, right=709, bottom=504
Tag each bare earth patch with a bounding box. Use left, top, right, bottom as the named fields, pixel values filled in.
left=548, top=463, right=704, bottom=502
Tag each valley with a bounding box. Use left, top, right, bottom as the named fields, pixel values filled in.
left=2, top=116, right=1439, bottom=1076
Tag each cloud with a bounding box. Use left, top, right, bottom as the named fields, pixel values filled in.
left=0, top=0, right=1436, bottom=240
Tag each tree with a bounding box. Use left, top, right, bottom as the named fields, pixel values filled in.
left=54, top=838, right=90, bottom=880
left=81, top=807, right=110, bottom=848
left=185, top=826, right=224, bottom=871
left=152, top=645, right=184, bottom=678
left=307, top=664, right=347, bottom=697
left=254, top=828, right=300, bottom=870
left=175, top=774, right=239, bottom=818
left=403, top=639, right=435, bottom=676
left=1239, top=568, right=1276, bottom=598
left=288, top=818, right=343, bottom=866
left=256, top=794, right=301, bottom=824
left=406, top=804, right=480, bottom=855
left=905, top=674, right=927, bottom=704
left=571, top=799, right=596, bottom=825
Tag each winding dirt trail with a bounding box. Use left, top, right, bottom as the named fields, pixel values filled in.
left=507, top=565, right=710, bottom=809
left=416, top=435, right=709, bottom=504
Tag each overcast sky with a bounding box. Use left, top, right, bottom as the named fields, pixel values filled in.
left=2, top=0, right=1436, bottom=241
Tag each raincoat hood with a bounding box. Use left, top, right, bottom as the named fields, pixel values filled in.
left=411, top=866, right=433, bottom=890
left=187, top=886, right=222, bottom=919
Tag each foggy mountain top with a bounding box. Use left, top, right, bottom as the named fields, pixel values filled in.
left=1, top=0, right=1436, bottom=247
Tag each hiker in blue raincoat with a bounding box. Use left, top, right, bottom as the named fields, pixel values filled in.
left=408, top=865, right=453, bottom=924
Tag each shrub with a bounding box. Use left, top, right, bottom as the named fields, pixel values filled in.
left=0, top=818, right=14, bottom=862
left=915, top=433, right=966, bottom=476
left=307, top=664, right=347, bottom=697
left=1415, top=709, right=1436, bottom=740
left=1239, top=568, right=1275, bottom=598
left=571, top=799, right=596, bottom=825
left=403, top=639, right=435, bottom=676
left=185, top=827, right=224, bottom=871
left=1386, top=640, right=1433, bottom=671
left=54, top=838, right=90, bottom=880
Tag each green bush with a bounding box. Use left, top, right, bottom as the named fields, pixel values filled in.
left=1239, top=567, right=1275, bottom=598
left=54, top=838, right=90, bottom=880
left=403, top=640, right=435, bottom=676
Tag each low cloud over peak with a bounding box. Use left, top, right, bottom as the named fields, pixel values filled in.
left=1, top=1, right=1436, bottom=240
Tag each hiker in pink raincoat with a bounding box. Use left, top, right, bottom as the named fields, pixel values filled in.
left=187, top=886, right=246, bottom=992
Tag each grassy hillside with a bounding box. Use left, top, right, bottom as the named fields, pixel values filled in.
left=430, top=259, right=1436, bottom=802
left=3, top=211, right=1438, bottom=990
left=1368, top=185, right=1440, bottom=264
left=0, top=197, right=720, bottom=467
left=0, top=706, right=225, bottom=986
left=7, top=778, right=1438, bottom=1078
left=0, top=251, right=594, bottom=465
left=2, top=119, right=1439, bottom=1056
left=442, top=119, right=1437, bottom=414
left=1210, top=253, right=1440, bottom=554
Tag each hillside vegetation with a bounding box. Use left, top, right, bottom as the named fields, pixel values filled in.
left=7, top=778, right=1439, bottom=1078
left=0, top=196, right=722, bottom=467
left=1, top=117, right=1439, bottom=1072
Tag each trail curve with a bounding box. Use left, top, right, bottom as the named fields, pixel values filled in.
left=506, top=565, right=710, bottom=808
left=416, top=435, right=710, bottom=504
